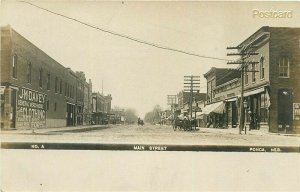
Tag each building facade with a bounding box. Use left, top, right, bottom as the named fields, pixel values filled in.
left=176, top=90, right=206, bottom=118
left=91, top=92, right=112, bottom=125
left=0, top=26, right=106, bottom=129
left=203, top=26, right=300, bottom=133
left=203, top=68, right=241, bottom=128
left=237, top=26, right=300, bottom=133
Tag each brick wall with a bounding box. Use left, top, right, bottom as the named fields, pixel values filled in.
left=269, top=28, right=300, bottom=132
left=1, top=26, right=90, bottom=129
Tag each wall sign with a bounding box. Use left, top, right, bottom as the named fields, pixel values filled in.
left=16, top=87, right=47, bottom=128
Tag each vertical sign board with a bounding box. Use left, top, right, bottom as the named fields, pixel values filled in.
left=16, top=87, right=47, bottom=128
left=293, top=103, right=300, bottom=120
left=293, top=103, right=300, bottom=129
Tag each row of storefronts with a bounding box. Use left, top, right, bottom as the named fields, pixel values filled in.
left=200, top=26, right=300, bottom=133
left=0, top=25, right=112, bottom=129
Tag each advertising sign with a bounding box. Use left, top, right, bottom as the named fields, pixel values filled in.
left=293, top=103, right=300, bottom=120
left=16, top=87, right=47, bottom=128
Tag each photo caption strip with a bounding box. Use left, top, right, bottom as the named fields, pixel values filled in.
left=1, top=142, right=299, bottom=153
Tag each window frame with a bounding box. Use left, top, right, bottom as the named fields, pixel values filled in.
left=251, top=60, right=256, bottom=83
left=60, top=79, right=63, bottom=94
left=47, top=73, right=51, bottom=90
left=278, top=56, right=290, bottom=78
left=39, top=68, right=43, bottom=88
left=12, top=54, right=18, bottom=78
left=55, top=77, right=58, bottom=93
left=260, top=55, right=265, bottom=80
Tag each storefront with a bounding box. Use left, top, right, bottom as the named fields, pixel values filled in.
left=243, top=87, right=270, bottom=130
left=198, top=101, right=225, bottom=128
left=225, top=98, right=239, bottom=128
left=1, top=86, right=47, bottom=129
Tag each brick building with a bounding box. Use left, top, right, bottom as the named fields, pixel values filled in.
left=0, top=26, right=97, bottom=129
left=203, top=26, right=300, bottom=133
left=83, top=79, right=93, bottom=125
left=237, top=26, right=300, bottom=133
left=91, top=92, right=112, bottom=125
left=203, top=68, right=241, bottom=128
left=176, top=91, right=206, bottom=117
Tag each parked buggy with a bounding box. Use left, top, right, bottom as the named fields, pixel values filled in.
left=173, top=116, right=197, bottom=131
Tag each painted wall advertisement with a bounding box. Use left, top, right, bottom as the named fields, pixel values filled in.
left=16, top=87, right=47, bottom=128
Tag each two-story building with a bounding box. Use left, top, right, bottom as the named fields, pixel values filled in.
left=176, top=90, right=206, bottom=119
left=203, top=26, right=300, bottom=133
left=203, top=68, right=240, bottom=128
left=236, top=26, right=300, bottom=133
left=0, top=25, right=108, bottom=129
left=91, top=92, right=112, bottom=125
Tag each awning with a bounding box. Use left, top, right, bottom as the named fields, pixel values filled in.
left=226, top=97, right=237, bottom=102
left=244, top=87, right=265, bottom=97
left=196, top=111, right=204, bottom=119
left=201, top=101, right=225, bottom=115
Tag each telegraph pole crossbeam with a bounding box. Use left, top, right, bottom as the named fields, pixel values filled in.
left=184, top=76, right=200, bottom=127
left=227, top=46, right=258, bottom=135
left=167, top=95, right=177, bottom=119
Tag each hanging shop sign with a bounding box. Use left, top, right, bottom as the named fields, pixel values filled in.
left=16, top=87, right=47, bottom=128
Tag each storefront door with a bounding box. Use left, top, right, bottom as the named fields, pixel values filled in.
left=278, top=89, right=293, bottom=132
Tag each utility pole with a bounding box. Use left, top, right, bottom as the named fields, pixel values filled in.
left=184, top=76, right=200, bottom=125
left=167, top=95, right=177, bottom=118
left=227, top=45, right=259, bottom=134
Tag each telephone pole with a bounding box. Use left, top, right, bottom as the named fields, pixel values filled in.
left=227, top=45, right=259, bottom=134
left=184, top=76, right=200, bottom=123
left=167, top=95, right=177, bottom=118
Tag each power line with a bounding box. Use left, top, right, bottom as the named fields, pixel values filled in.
left=17, top=0, right=230, bottom=61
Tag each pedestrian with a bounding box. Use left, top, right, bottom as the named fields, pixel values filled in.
left=249, top=111, right=254, bottom=131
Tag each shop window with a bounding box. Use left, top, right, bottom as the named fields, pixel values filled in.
left=278, top=57, right=290, bottom=78
left=47, top=73, right=50, bottom=90
left=12, top=55, right=18, bottom=78
left=39, top=68, right=43, bottom=88
left=260, top=55, right=265, bottom=79
left=27, top=62, right=32, bottom=83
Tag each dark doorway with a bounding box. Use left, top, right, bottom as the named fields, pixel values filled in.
left=278, top=89, right=293, bottom=132
left=10, top=89, right=17, bottom=128
left=232, top=101, right=238, bottom=128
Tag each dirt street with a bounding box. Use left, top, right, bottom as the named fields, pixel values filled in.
left=1, top=124, right=299, bottom=146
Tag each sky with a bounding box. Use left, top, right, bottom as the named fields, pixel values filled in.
left=1, top=0, right=299, bottom=117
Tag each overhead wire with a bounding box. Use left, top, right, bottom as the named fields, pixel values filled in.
left=17, top=0, right=230, bottom=61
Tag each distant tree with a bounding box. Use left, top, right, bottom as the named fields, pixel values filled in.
left=124, top=108, right=138, bottom=124
left=144, top=105, right=163, bottom=124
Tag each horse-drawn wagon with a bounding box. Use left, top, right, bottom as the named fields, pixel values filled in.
left=173, top=115, right=197, bottom=131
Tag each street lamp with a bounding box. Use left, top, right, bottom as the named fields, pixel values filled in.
left=243, top=99, right=248, bottom=134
